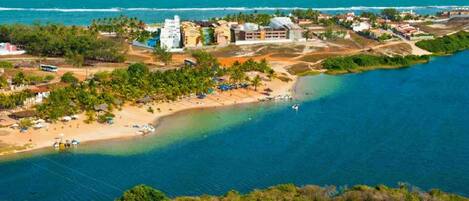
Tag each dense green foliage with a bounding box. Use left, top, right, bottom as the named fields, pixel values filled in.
left=291, top=9, right=321, bottom=22
left=153, top=46, right=173, bottom=65
left=116, top=185, right=169, bottom=201
left=323, top=54, right=430, bottom=73
left=0, top=90, right=33, bottom=109
left=0, top=61, right=13, bottom=69
left=35, top=62, right=217, bottom=120
left=191, top=50, right=220, bottom=68
left=415, top=31, right=469, bottom=54
left=212, top=12, right=273, bottom=26
left=381, top=8, right=401, bottom=21
left=0, top=24, right=125, bottom=62
left=11, top=72, right=54, bottom=86
left=60, top=72, right=79, bottom=84
left=89, top=15, right=150, bottom=42
left=32, top=54, right=271, bottom=121
left=118, top=184, right=469, bottom=201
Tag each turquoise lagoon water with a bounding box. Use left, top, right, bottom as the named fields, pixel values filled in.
left=0, top=51, right=468, bottom=200
left=0, top=0, right=468, bottom=24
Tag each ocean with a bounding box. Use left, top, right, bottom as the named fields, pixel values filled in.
left=0, top=0, right=468, bottom=24
left=0, top=51, right=468, bottom=200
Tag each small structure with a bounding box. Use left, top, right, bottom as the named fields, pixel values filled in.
left=94, top=103, right=109, bottom=112
left=8, top=110, right=36, bottom=120
left=352, top=22, right=371, bottom=32
left=0, top=43, right=25, bottom=56
left=136, top=96, right=152, bottom=104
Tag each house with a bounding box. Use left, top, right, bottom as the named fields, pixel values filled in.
left=338, top=12, right=355, bottom=22
left=392, top=24, right=434, bottom=40
left=160, top=15, right=182, bottom=51
left=213, top=21, right=232, bottom=46
left=0, top=43, right=25, bottom=56
left=352, top=22, right=371, bottom=32
left=181, top=21, right=202, bottom=48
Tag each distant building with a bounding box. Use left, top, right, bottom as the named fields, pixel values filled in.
left=194, top=21, right=215, bottom=46
left=269, top=17, right=305, bottom=41
left=181, top=21, right=202, bottom=48
left=352, top=22, right=371, bottom=32
left=214, top=21, right=232, bottom=46
left=0, top=43, right=25, bottom=56
left=160, top=15, right=182, bottom=51
left=448, top=8, right=469, bottom=18
left=232, top=23, right=290, bottom=45
left=392, top=24, right=434, bottom=40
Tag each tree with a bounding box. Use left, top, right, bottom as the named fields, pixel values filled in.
left=12, top=72, right=25, bottom=86
left=61, top=72, right=79, bottom=84
left=153, top=46, right=172, bottom=65
left=116, top=185, right=169, bottom=201
left=251, top=75, right=262, bottom=91
left=0, top=76, right=8, bottom=89
left=65, top=51, right=85, bottom=68
left=191, top=50, right=219, bottom=68
left=230, top=68, right=246, bottom=84
left=381, top=8, right=400, bottom=21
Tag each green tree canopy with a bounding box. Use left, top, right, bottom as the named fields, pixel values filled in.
left=116, top=185, right=169, bottom=201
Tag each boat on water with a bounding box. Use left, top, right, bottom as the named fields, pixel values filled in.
left=292, top=104, right=299, bottom=111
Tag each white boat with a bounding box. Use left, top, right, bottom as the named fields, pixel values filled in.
left=33, top=123, right=44, bottom=129
left=53, top=142, right=59, bottom=149
left=71, top=139, right=80, bottom=145
left=292, top=104, right=299, bottom=111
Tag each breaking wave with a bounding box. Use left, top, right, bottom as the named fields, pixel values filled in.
left=0, top=5, right=467, bottom=12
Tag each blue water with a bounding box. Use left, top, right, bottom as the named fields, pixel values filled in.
left=0, top=51, right=468, bottom=200
left=0, top=0, right=468, bottom=24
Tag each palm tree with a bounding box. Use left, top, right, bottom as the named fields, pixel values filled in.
left=251, top=75, right=262, bottom=91
left=153, top=46, right=172, bottom=65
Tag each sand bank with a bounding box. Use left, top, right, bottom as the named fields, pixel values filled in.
left=0, top=71, right=297, bottom=156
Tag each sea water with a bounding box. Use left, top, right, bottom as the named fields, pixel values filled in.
left=0, top=51, right=468, bottom=200
left=0, top=0, right=468, bottom=24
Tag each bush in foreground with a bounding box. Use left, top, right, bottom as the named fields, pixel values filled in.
left=116, top=184, right=469, bottom=201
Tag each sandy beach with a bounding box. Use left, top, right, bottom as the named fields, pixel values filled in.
left=0, top=65, right=297, bottom=156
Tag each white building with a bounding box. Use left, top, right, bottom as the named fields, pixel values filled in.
left=160, top=15, right=182, bottom=51
left=352, top=22, right=371, bottom=32
left=0, top=43, right=25, bottom=56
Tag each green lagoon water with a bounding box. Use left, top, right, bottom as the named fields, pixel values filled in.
left=0, top=51, right=468, bottom=200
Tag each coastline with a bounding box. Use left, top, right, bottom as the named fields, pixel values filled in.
left=0, top=69, right=298, bottom=157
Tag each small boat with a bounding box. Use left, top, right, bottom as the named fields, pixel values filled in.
left=53, top=142, right=59, bottom=149
left=292, top=104, right=299, bottom=111
left=71, top=139, right=80, bottom=145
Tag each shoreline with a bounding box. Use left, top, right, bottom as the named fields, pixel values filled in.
left=0, top=70, right=298, bottom=157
